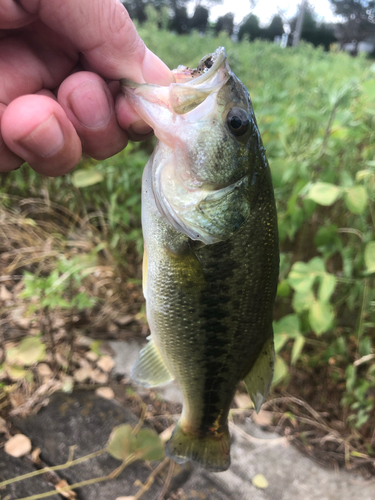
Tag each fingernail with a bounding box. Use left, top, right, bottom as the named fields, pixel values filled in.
left=130, top=120, right=153, bottom=136
left=18, top=115, right=64, bottom=158
left=142, top=49, right=175, bottom=85
left=69, top=81, right=111, bottom=129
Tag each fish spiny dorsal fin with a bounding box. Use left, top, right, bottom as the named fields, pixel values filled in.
left=131, top=339, right=174, bottom=387
left=243, top=337, right=275, bottom=413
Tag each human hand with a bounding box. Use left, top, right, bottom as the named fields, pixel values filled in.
left=0, top=0, right=173, bottom=176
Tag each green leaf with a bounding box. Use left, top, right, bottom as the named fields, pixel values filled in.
left=107, top=424, right=137, bottom=461
left=135, top=428, right=165, bottom=461
left=272, top=356, right=289, bottom=385
left=291, top=334, right=305, bottom=365
left=307, top=257, right=325, bottom=273
left=274, top=333, right=289, bottom=354
left=6, top=337, right=46, bottom=366
left=309, top=301, right=334, bottom=335
left=292, top=289, right=315, bottom=313
left=345, top=365, right=356, bottom=393
left=307, top=182, right=341, bottom=206
left=364, top=242, right=375, bottom=273
left=72, top=168, right=104, bottom=188
left=288, top=262, right=315, bottom=293
left=277, top=280, right=291, bottom=298
left=318, top=274, right=337, bottom=302
left=273, top=314, right=300, bottom=338
left=5, top=364, right=29, bottom=380
left=344, top=186, right=368, bottom=214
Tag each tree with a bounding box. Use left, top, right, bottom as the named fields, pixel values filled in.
left=122, top=0, right=172, bottom=24
left=289, top=4, right=336, bottom=50
left=214, top=13, right=234, bottom=37
left=261, top=15, right=284, bottom=41
left=169, top=5, right=190, bottom=33
left=190, top=5, right=209, bottom=33
left=329, top=0, right=375, bottom=54
left=238, top=14, right=262, bottom=41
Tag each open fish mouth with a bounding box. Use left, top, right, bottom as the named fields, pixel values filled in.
left=120, top=47, right=230, bottom=128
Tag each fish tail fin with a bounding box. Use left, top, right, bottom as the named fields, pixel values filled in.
left=166, top=421, right=230, bottom=472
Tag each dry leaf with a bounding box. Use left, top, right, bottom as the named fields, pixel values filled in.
left=37, top=363, right=52, bottom=377
left=90, top=369, right=108, bottom=384
left=108, top=322, right=119, bottom=334
left=115, top=314, right=134, bottom=325
left=252, top=473, right=269, bottom=489
left=159, top=424, right=175, bottom=443
left=6, top=336, right=46, bottom=366
left=74, top=366, right=93, bottom=383
left=75, top=335, right=94, bottom=347
left=56, top=352, right=68, bottom=368
left=78, top=357, right=91, bottom=368
left=0, top=284, right=12, bottom=300
left=61, top=375, right=74, bottom=393
left=252, top=410, right=273, bottom=426
left=95, top=387, right=115, bottom=399
left=10, top=306, right=31, bottom=329
left=5, top=434, right=32, bottom=457
left=234, top=392, right=253, bottom=409
left=0, top=417, right=8, bottom=434
left=31, top=447, right=41, bottom=463
left=85, top=351, right=99, bottom=362
left=97, top=355, right=115, bottom=373
left=55, top=479, right=77, bottom=499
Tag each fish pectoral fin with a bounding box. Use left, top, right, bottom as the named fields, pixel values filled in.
left=131, top=339, right=174, bottom=388
left=243, top=337, right=275, bottom=413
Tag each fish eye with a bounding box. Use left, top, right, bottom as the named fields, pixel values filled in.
left=227, top=107, right=250, bottom=136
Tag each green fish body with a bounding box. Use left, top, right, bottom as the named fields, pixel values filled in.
left=121, top=48, right=279, bottom=472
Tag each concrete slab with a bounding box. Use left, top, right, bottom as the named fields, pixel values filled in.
left=0, top=449, right=59, bottom=500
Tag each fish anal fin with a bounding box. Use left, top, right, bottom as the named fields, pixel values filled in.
left=243, top=337, right=275, bottom=413
left=131, top=339, right=174, bottom=388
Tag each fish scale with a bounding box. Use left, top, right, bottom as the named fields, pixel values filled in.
left=121, top=47, right=279, bottom=472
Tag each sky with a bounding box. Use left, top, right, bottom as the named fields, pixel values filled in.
left=188, top=0, right=337, bottom=25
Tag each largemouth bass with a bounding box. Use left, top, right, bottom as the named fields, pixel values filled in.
left=121, top=47, right=279, bottom=472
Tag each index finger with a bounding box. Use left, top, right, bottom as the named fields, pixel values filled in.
left=19, top=0, right=173, bottom=84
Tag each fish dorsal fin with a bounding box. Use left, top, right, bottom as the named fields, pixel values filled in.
left=243, top=337, right=275, bottom=413
left=131, top=339, right=174, bottom=388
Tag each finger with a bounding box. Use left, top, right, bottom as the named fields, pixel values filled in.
left=115, top=94, right=153, bottom=142
left=0, top=0, right=36, bottom=29
left=0, top=103, right=24, bottom=171
left=19, top=0, right=174, bottom=84
left=1, top=94, right=82, bottom=176
left=0, top=25, right=77, bottom=103
left=58, top=72, right=127, bottom=160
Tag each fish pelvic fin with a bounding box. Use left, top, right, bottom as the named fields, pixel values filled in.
left=131, top=339, right=174, bottom=387
left=166, top=421, right=230, bottom=472
left=243, top=336, right=275, bottom=413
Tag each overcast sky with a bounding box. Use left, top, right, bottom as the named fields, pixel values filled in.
left=188, top=0, right=337, bottom=25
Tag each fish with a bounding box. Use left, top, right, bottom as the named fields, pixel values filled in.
left=120, top=47, right=279, bottom=472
